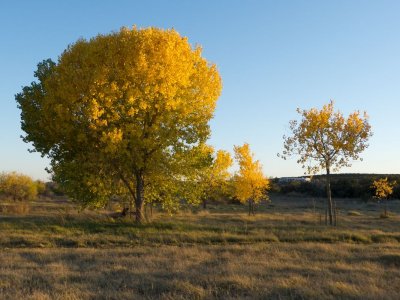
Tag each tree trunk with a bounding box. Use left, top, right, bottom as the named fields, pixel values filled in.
left=326, top=167, right=333, bottom=226
left=333, top=200, right=337, bottom=226
left=385, top=198, right=388, bottom=217
left=135, top=174, right=145, bottom=223
left=129, top=196, right=134, bottom=219
left=144, top=203, right=148, bottom=221
left=325, top=208, right=328, bottom=225
left=248, top=200, right=255, bottom=215
left=203, top=199, right=207, bottom=209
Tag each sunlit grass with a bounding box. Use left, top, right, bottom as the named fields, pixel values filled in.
left=0, top=195, right=400, bottom=298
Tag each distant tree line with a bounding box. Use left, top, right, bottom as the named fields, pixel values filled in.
left=272, top=174, right=400, bottom=200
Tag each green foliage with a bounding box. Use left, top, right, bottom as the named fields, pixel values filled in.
left=51, top=158, right=115, bottom=208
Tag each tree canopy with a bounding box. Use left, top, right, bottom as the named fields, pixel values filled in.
left=371, top=178, right=397, bottom=200
left=16, top=27, right=222, bottom=222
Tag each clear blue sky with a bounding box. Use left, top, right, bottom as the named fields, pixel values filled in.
left=1, top=0, right=399, bottom=180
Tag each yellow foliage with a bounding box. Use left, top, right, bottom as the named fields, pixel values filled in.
left=281, top=101, right=372, bottom=225
left=0, top=172, right=38, bottom=201
left=199, top=147, right=233, bottom=201
left=371, top=178, right=397, bottom=200
left=233, top=143, right=269, bottom=204
left=281, top=100, right=372, bottom=174
left=205, top=148, right=232, bottom=187
left=16, top=26, right=222, bottom=219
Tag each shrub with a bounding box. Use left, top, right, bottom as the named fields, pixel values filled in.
left=0, top=172, right=38, bottom=201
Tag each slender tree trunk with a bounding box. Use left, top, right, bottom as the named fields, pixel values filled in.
left=135, top=174, right=145, bottom=223
left=129, top=196, right=134, bottom=219
left=325, top=208, right=328, bottom=225
left=144, top=203, right=148, bottom=221
left=333, top=200, right=337, bottom=226
left=385, top=198, right=388, bottom=217
left=116, top=171, right=137, bottom=220
left=326, top=167, right=333, bottom=226
left=335, top=206, right=338, bottom=226
left=203, top=199, right=207, bottom=209
left=248, top=200, right=255, bottom=215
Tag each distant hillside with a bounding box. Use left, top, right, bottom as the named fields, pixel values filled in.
left=273, top=173, right=400, bottom=200
left=311, top=173, right=400, bottom=180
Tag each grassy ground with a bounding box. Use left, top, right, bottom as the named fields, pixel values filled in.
left=1, top=196, right=400, bottom=299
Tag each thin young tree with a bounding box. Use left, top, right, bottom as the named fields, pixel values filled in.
left=233, top=143, right=269, bottom=215
left=371, top=177, right=397, bottom=217
left=280, top=101, right=372, bottom=225
left=199, top=147, right=232, bottom=209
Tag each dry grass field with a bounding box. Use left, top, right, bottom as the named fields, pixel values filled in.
left=1, top=196, right=400, bottom=299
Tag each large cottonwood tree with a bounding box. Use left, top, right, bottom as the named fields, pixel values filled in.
left=16, top=27, right=222, bottom=222
left=280, top=101, right=372, bottom=225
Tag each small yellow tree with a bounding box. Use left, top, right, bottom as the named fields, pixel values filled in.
left=0, top=172, right=38, bottom=201
left=200, top=147, right=232, bottom=208
left=371, top=178, right=397, bottom=217
left=233, top=143, right=269, bottom=215
left=280, top=101, right=372, bottom=225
